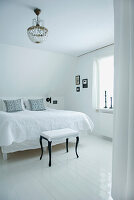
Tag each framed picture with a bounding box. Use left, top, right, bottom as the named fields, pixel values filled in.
left=82, top=79, right=88, bottom=88
left=76, top=87, right=80, bottom=92
left=75, top=75, right=80, bottom=85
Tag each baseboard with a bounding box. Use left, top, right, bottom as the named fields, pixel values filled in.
left=101, top=135, right=112, bottom=142
left=93, top=132, right=113, bottom=142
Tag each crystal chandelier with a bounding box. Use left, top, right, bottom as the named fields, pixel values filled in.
left=27, top=8, right=48, bottom=43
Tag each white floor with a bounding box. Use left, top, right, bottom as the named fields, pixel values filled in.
left=0, top=134, right=113, bottom=200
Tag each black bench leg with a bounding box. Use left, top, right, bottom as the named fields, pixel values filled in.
left=40, top=136, right=43, bottom=160
left=75, top=136, right=79, bottom=158
left=66, top=138, right=69, bottom=152
left=48, top=141, right=52, bottom=167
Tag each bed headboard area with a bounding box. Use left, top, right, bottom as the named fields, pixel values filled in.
left=0, top=96, right=64, bottom=110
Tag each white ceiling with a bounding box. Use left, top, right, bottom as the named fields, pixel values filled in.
left=0, top=0, right=114, bottom=56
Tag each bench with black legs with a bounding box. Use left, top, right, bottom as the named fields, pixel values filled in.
left=39, top=128, right=79, bottom=167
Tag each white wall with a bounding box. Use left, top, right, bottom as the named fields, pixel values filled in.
left=65, top=45, right=114, bottom=138
left=0, top=44, right=77, bottom=109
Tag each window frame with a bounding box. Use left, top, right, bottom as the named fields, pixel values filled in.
left=93, top=53, right=114, bottom=114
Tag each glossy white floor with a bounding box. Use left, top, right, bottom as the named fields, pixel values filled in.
left=0, top=134, right=113, bottom=200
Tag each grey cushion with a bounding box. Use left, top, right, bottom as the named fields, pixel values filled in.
left=28, top=99, right=45, bottom=111
left=4, top=99, right=23, bottom=112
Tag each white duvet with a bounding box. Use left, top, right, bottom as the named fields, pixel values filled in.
left=0, top=109, right=94, bottom=146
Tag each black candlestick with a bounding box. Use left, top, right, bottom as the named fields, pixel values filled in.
left=104, top=91, right=107, bottom=108
left=109, top=97, right=113, bottom=109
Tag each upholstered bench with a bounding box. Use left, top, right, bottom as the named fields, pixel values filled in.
left=40, top=128, right=79, bottom=167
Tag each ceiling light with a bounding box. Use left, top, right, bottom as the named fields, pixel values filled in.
left=27, top=8, right=48, bottom=44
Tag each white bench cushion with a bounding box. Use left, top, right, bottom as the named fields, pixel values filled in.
left=41, top=128, right=79, bottom=141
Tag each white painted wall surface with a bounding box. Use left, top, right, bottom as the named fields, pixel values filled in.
left=0, top=44, right=77, bottom=109
left=65, top=45, right=114, bottom=138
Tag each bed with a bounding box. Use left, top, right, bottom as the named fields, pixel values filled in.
left=0, top=107, right=94, bottom=160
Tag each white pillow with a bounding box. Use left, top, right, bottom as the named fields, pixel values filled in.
left=0, top=99, right=4, bottom=111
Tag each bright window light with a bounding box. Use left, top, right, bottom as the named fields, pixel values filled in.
left=97, top=56, right=114, bottom=109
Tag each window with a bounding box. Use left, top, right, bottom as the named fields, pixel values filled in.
left=95, top=55, right=114, bottom=110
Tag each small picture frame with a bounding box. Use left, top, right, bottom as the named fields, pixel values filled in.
left=75, top=75, right=80, bottom=85
left=82, top=79, right=88, bottom=88
left=76, top=87, right=80, bottom=92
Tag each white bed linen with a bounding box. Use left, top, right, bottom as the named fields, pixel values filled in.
left=0, top=109, right=93, bottom=146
